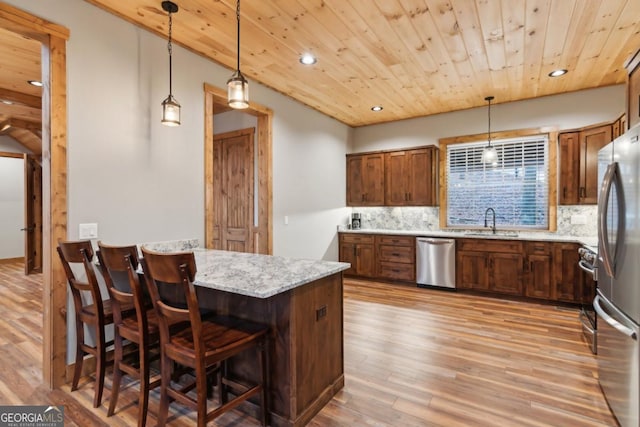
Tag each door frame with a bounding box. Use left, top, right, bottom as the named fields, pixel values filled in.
left=204, top=83, right=273, bottom=254
left=0, top=3, right=69, bottom=389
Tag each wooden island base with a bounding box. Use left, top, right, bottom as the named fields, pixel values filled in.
left=198, top=272, right=345, bottom=427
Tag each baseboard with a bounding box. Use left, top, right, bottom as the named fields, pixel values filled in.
left=0, top=257, right=24, bottom=264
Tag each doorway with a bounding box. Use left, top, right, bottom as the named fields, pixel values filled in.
left=0, top=3, right=69, bottom=389
left=204, top=83, right=273, bottom=255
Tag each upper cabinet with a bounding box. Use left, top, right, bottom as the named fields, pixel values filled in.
left=559, top=123, right=612, bottom=205
left=347, top=146, right=438, bottom=207
left=384, top=147, right=437, bottom=206
left=625, top=48, right=640, bottom=130
left=346, top=153, right=385, bottom=206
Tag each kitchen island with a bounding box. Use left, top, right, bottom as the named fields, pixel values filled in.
left=144, top=242, right=350, bottom=427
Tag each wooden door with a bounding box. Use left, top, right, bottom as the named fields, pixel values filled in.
left=213, top=128, right=255, bottom=253
left=558, top=132, right=580, bottom=205
left=23, top=154, right=42, bottom=274
left=579, top=125, right=611, bottom=204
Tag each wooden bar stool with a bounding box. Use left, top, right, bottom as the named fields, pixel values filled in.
left=140, top=247, right=269, bottom=427
left=57, top=240, right=114, bottom=408
left=96, top=242, right=159, bottom=427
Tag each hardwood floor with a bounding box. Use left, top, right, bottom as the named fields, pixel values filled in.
left=0, top=261, right=617, bottom=426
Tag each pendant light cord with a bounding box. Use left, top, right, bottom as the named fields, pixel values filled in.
left=168, top=9, right=173, bottom=96
left=486, top=96, right=493, bottom=147
left=236, top=0, right=241, bottom=72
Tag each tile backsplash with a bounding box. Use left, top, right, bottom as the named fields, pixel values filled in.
left=350, top=205, right=597, bottom=238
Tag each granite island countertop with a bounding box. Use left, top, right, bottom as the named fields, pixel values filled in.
left=184, top=248, right=349, bottom=299
left=339, top=228, right=598, bottom=248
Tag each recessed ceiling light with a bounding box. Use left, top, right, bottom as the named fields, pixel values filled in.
left=548, top=69, right=567, bottom=77
left=1, top=99, right=13, bottom=105
left=28, top=80, right=43, bottom=87
left=371, top=105, right=383, bottom=112
left=299, top=53, right=317, bottom=65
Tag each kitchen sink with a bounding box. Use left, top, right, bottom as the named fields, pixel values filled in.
left=464, top=231, right=519, bottom=238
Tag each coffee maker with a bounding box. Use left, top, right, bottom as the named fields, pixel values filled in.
left=351, top=213, right=361, bottom=230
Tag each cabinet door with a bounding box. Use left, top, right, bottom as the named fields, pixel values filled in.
left=457, top=250, right=489, bottom=290
left=346, top=154, right=384, bottom=206
left=559, top=132, right=580, bottom=205
left=554, top=243, right=582, bottom=303
left=579, top=125, right=611, bottom=204
left=384, top=151, right=409, bottom=205
left=407, top=148, right=435, bottom=206
left=356, top=244, right=375, bottom=277
left=628, top=54, right=640, bottom=129
left=525, top=253, right=553, bottom=299
left=339, top=242, right=357, bottom=276
left=490, top=253, right=523, bottom=295
left=346, top=156, right=365, bottom=206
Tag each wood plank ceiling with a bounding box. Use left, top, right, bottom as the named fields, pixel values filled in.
left=84, top=0, right=640, bottom=127
left=1, top=1, right=639, bottom=151
left=0, top=26, right=42, bottom=154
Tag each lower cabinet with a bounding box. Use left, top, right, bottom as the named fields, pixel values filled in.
left=339, top=233, right=415, bottom=282
left=375, top=235, right=415, bottom=282
left=525, top=242, right=554, bottom=300
left=341, top=232, right=589, bottom=304
left=339, top=234, right=375, bottom=278
left=456, top=239, right=524, bottom=295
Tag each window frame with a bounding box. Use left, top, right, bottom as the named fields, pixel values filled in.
left=438, top=127, right=558, bottom=232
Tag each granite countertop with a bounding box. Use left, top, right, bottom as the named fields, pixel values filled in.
left=339, top=228, right=598, bottom=248
left=190, top=248, right=349, bottom=299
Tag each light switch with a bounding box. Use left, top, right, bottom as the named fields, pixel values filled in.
left=79, top=223, right=98, bottom=239
left=284, top=215, right=289, bottom=225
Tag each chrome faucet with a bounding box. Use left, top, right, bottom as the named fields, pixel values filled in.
left=484, top=207, right=496, bottom=234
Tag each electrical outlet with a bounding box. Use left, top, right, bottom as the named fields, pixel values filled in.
left=570, top=214, right=586, bottom=225
left=79, top=223, right=98, bottom=239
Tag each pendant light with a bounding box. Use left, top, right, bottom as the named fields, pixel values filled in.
left=161, top=1, right=180, bottom=126
left=227, top=0, right=249, bottom=109
left=481, top=96, right=498, bottom=165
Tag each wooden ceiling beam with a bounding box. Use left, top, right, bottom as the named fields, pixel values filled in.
left=0, top=87, right=41, bottom=109
left=0, top=117, right=41, bottom=132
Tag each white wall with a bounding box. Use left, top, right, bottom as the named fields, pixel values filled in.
left=5, top=0, right=351, bottom=262
left=353, top=85, right=625, bottom=152
left=0, top=157, right=24, bottom=259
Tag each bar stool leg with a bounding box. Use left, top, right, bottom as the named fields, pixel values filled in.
left=71, top=317, right=84, bottom=391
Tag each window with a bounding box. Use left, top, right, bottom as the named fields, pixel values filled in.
left=446, top=135, right=550, bottom=230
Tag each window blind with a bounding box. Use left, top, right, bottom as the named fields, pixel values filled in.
left=446, top=135, right=549, bottom=229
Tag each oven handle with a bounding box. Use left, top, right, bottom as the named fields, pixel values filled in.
left=593, top=295, right=637, bottom=340
left=578, top=259, right=594, bottom=275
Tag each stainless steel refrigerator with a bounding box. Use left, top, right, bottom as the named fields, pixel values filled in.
left=594, top=122, right=640, bottom=427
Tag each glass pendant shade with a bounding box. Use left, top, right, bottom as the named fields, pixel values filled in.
left=161, top=94, right=181, bottom=126
left=227, top=70, right=249, bottom=109
left=481, top=145, right=498, bottom=165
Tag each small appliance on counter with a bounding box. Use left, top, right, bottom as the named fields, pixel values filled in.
left=351, top=213, right=361, bottom=230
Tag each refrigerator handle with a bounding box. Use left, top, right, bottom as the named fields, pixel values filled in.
left=593, top=295, right=637, bottom=340
left=597, top=162, right=625, bottom=278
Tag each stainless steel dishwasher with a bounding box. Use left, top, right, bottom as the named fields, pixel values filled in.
left=416, top=237, right=456, bottom=289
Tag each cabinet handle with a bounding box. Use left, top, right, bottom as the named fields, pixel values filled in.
left=391, top=252, right=400, bottom=257
left=530, top=261, right=533, bottom=272
left=523, top=258, right=528, bottom=272
left=353, top=247, right=357, bottom=257
left=579, top=187, right=586, bottom=198
left=563, top=187, right=567, bottom=199
left=361, top=194, right=365, bottom=202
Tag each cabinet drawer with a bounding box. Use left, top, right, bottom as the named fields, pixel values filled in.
left=376, top=235, right=414, bottom=246
left=378, top=262, right=415, bottom=281
left=526, top=241, right=551, bottom=255
left=340, top=234, right=374, bottom=244
left=378, top=245, right=414, bottom=264
left=457, top=238, right=523, bottom=253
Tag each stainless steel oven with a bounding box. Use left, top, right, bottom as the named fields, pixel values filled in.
left=578, top=245, right=597, bottom=354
